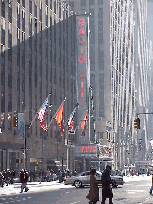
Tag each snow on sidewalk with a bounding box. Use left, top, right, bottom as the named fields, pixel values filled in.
left=0, top=181, right=74, bottom=196
left=123, top=174, right=152, bottom=183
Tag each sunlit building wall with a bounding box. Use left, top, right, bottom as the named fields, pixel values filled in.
left=134, top=0, right=151, bottom=167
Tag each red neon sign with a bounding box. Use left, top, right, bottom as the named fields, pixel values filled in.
left=81, top=145, right=97, bottom=153
left=79, top=19, right=84, bottom=26
left=78, top=17, right=87, bottom=108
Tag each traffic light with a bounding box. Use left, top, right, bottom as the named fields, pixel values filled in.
left=13, top=116, right=16, bottom=127
left=134, top=118, right=140, bottom=129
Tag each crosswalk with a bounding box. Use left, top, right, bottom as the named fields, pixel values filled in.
left=0, top=196, right=32, bottom=204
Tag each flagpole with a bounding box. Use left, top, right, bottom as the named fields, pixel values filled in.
left=29, top=93, right=51, bottom=129
left=47, top=98, right=66, bottom=130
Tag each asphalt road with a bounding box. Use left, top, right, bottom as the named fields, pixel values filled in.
left=0, top=178, right=153, bottom=204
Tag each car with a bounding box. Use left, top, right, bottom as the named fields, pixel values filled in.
left=110, top=175, right=124, bottom=187
left=64, top=171, right=101, bottom=188
left=64, top=170, right=124, bottom=188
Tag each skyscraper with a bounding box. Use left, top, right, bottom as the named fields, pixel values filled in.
left=66, top=0, right=152, bottom=171
left=0, top=0, right=76, bottom=172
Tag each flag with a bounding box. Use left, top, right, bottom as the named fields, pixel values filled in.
left=81, top=113, right=87, bottom=137
left=38, top=97, right=49, bottom=131
left=8, top=113, right=11, bottom=121
left=1, top=113, right=4, bottom=124
left=55, top=102, right=64, bottom=136
left=67, top=107, right=76, bottom=130
left=55, top=102, right=64, bottom=128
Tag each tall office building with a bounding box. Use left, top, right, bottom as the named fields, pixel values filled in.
left=65, top=0, right=151, bottom=171
left=133, top=0, right=152, bottom=170
left=0, top=0, right=76, bottom=172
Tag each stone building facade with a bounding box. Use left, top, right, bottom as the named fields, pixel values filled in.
left=0, top=0, right=77, bottom=173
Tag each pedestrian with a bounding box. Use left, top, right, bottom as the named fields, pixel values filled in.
left=10, top=168, right=14, bottom=184
left=29, top=170, right=32, bottom=182
left=5, top=169, right=10, bottom=186
left=42, top=169, right=45, bottom=181
left=46, top=169, right=50, bottom=182
left=33, top=169, right=36, bottom=181
left=73, top=169, right=78, bottom=176
left=50, top=169, right=54, bottom=181
left=101, top=165, right=113, bottom=204
left=86, top=169, right=100, bottom=204
left=38, top=169, right=42, bottom=184
left=20, top=169, right=29, bottom=193
left=53, top=172, right=57, bottom=181
left=0, top=171, right=4, bottom=187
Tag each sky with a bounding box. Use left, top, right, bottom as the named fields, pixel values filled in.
left=147, top=0, right=153, bottom=43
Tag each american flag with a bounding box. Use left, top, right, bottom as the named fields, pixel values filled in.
left=1, top=113, right=11, bottom=124
left=67, top=107, right=76, bottom=130
left=1, top=113, right=4, bottom=124
left=38, top=97, right=49, bottom=131
left=8, top=113, right=11, bottom=121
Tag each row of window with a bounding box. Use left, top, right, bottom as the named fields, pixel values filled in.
left=0, top=10, right=75, bottom=136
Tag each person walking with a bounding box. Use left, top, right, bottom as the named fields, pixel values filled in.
left=10, top=168, right=15, bottom=184
left=101, top=165, right=113, bottom=204
left=86, top=169, right=100, bottom=204
left=0, top=171, right=4, bottom=187
left=20, top=169, right=29, bottom=193
left=5, top=169, right=10, bottom=186
left=46, top=169, right=50, bottom=182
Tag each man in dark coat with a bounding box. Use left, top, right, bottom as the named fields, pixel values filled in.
left=101, top=165, right=113, bottom=204
left=20, top=169, right=29, bottom=193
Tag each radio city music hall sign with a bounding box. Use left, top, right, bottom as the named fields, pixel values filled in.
left=77, top=17, right=87, bottom=107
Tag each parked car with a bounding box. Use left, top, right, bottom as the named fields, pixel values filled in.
left=64, top=171, right=124, bottom=188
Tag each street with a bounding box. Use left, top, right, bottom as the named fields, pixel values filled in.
left=0, top=175, right=153, bottom=204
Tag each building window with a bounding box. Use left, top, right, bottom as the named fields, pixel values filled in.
left=98, top=8, right=103, bottom=18
left=22, top=0, right=25, bottom=7
left=50, top=0, right=52, bottom=9
left=54, top=1, right=56, bottom=13
left=81, top=0, right=86, bottom=7
left=8, top=6, right=12, bottom=23
left=1, top=1, right=5, bottom=18
left=29, top=0, right=32, bottom=14
left=34, top=3, right=37, bottom=17
left=98, top=0, right=103, bottom=4
left=17, top=7, right=20, bottom=28
left=89, top=0, right=94, bottom=5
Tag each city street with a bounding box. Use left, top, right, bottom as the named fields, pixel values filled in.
left=0, top=175, right=153, bottom=203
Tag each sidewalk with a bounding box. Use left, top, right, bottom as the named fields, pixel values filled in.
left=0, top=180, right=71, bottom=196
left=123, top=174, right=152, bottom=183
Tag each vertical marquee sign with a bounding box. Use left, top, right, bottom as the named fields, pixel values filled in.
left=76, top=14, right=89, bottom=144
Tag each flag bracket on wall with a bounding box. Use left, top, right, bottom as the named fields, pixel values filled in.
left=68, top=130, right=75, bottom=134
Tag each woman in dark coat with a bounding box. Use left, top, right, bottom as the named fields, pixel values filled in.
left=86, top=169, right=100, bottom=204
